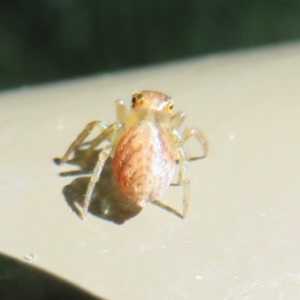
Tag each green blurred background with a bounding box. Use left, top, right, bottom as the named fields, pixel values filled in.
left=1, top=0, right=300, bottom=91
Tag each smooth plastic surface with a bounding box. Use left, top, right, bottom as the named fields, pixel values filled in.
left=0, top=42, right=300, bottom=299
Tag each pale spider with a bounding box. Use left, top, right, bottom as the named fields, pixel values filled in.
left=58, top=91, right=208, bottom=219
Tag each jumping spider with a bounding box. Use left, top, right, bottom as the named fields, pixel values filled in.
left=57, top=91, right=208, bottom=219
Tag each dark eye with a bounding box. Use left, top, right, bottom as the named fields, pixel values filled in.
left=169, top=104, right=174, bottom=110
left=132, top=93, right=143, bottom=107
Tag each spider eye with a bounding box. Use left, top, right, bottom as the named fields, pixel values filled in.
left=168, top=99, right=174, bottom=112
left=132, top=93, right=143, bottom=108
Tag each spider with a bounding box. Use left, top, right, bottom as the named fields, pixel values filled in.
left=57, top=90, right=208, bottom=219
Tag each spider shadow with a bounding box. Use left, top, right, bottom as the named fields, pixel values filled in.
left=54, top=148, right=142, bottom=225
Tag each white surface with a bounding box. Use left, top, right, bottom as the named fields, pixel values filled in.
left=0, top=42, right=300, bottom=299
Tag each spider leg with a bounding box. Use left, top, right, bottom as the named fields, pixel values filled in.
left=152, top=145, right=190, bottom=219
left=182, top=127, right=208, bottom=160
left=79, top=100, right=127, bottom=153
left=152, top=129, right=190, bottom=218
left=115, top=99, right=128, bottom=123
left=171, top=111, right=208, bottom=160
left=83, top=100, right=126, bottom=156
left=151, top=199, right=183, bottom=219
left=59, top=99, right=127, bottom=165
left=170, top=111, right=186, bottom=128
left=176, top=146, right=190, bottom=218
left=85, top=122, right=123, bottom=156
left=59, top=121, right=107, bottom=164
left=172, top=127, right=207, bottom=185
left=80, top=145, right=112, bottom=219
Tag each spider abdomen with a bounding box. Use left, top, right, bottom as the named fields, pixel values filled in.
left=113, top=120, right=175, bottom=206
